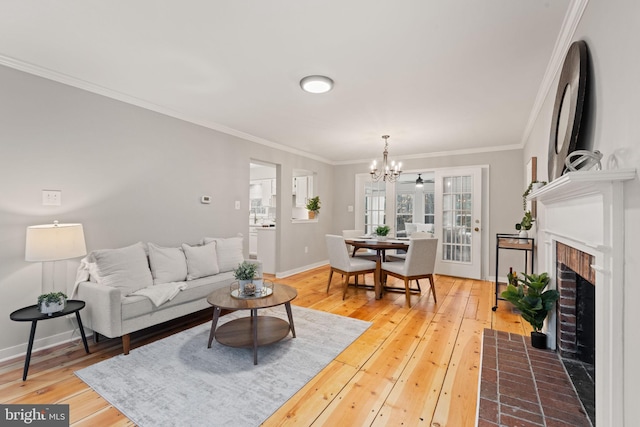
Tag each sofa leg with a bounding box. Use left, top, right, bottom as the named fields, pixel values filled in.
left=122, top=334, right=131, bottom=355
left=93, top=331, right=100, bottom=343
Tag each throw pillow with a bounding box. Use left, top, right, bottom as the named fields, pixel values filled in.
left=202, top=236, right=244, bottom=273
left=147, top=243, right=188, bottom=285
left=91, top=242, right=153, bottom=297
left=182, top=242, right=220, bottom=280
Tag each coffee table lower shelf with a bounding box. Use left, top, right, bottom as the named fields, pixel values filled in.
left=215, top=316, right=292, bottom=348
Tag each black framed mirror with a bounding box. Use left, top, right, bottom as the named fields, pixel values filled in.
left=548, top=40, right=588, bottom=181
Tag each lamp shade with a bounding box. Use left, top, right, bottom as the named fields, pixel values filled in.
left=25, top=222, right=87, bottom=262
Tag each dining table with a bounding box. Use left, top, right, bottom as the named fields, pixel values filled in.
left=344, top=238, right=410, bottom=299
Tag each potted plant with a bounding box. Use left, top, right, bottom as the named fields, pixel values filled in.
left=374, top=225, right=391, bottom=241
left=515, top=210, right=534, bottom=238
left=306, top=196, right=321, bottom=219
left=233, top=261, right=261, bottom=294
left=500, top=272, right=559, bottom=349
left=522, top=180, right=547, bottom=210
left=37, top=292, right=67, bottom=315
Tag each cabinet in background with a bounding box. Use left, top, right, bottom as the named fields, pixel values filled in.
left=293, top=175, right=313, bottom=207
left=256, top=227, right=276, bottom=274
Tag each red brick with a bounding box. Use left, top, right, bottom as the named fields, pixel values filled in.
left=500, top=413, right=544, bottom=427
left=478, top=397, right=499, bottom=423
left=480, top=380, right=498, bottom=400
left=501, top=372, right=535, bottom=388
left=500, top=394, right=543, bottom=415
left=477, top=419, right=499, bottom=427
left=482, top=367, right=497, bottom=383
left=543, top=406, right=590, bottom=426
left=500, top=404, right=545, bottom=425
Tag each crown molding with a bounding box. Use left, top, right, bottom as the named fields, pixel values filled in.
left=520, top=0, right=589, bottom=147
left=0, top=54, right=333, bottom=165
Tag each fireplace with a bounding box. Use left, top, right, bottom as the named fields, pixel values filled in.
left=531, top=169, right=635, bottom=427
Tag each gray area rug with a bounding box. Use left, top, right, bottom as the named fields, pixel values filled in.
left=75, top=305, right=371, bottom=427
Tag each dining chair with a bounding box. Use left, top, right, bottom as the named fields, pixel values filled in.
left=385, top=232, right=431, bottom=261
left=381, top=238, right=438, bottom=307
left=325, top=234, right=377, bottom=299
left=342, top=230, right=376, bottom=259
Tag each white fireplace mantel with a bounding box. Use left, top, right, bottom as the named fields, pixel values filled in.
left=529, top=168, right=636, bottom=427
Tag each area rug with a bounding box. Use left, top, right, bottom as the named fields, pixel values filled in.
left=75, top=305, right=371, bottom=427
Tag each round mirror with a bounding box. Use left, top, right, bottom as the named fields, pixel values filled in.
left=555, top=83, right=572, bottom=154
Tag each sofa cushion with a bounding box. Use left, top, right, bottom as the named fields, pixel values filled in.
left=147, top=243, right=188, bottom=285
left=182, top=242, right=220, bottom=280
left=202, top=236, right=244, bottom=273
left=91, top=242, right=153, bottom=297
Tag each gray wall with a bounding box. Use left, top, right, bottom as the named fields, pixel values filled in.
left=0, top=65, right=332, bottom=358
left=522, top=0, right=640, bottom=423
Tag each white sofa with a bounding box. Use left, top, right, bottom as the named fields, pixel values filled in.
left=74, top=237, right=261, bottom=355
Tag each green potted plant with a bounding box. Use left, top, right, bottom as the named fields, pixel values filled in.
left=515, top=210, right=534, bottom=238
left=522, top=180, right=547, bottom=210
left=500, top=272, right=559, bottom=348
left=233, top=261, right=261, bottom=295
left=37, top=291, right=67, bottom=315
left=374, top=225, right=391, bottom=241
left=306, top=196, right=321, bottom=219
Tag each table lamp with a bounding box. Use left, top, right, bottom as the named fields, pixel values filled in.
left=25, top=221, right=87, bottom=294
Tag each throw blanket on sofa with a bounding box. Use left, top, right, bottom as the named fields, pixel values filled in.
left=72, top=256, right=186, bottom=307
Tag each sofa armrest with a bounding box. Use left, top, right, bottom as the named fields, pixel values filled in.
left=76, top=281, right=123, bottom=338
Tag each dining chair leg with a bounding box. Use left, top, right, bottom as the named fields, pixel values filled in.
left=404, top=278, right=412, bottom=308
left=342, top=274, right=351, bottom=300
left=428, top=274, right=437, bottom=303
left=327, top=270, right=334, bottom=293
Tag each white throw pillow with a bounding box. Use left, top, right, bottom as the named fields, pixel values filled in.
left=202, top=237, right=244, bottom=273
left=91, top=242, right=153, bottom=297
left=182, top=242, right=220, bottom=280
left=415, top=223, right=434, bottom=233
left=148, top=243, right=188, bottom=285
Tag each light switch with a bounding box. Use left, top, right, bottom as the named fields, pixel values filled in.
left=42, top=190, right=61, bottom=206
left=347, top=205, right=354, bottom=212
left=235, top=201, right=241, bottom=210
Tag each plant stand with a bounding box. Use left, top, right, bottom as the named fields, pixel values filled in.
left=493, top=233, right=535, bottom=311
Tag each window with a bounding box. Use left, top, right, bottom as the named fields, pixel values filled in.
left=364, top=181, right=386, bottom=235
left=441, top=176, right=472, bottom=262
left=396, top=193, right=414, bottom=235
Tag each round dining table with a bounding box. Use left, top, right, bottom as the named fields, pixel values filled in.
left=344, top=238, right=410, bottom=299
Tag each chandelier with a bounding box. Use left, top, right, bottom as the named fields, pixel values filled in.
left=370, top=135, right=402, bottom=182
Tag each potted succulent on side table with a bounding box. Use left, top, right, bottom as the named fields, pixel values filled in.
left=233, top=261, right=261, bottom=295
left=306, top=196, right=321, bottom=219
left=501, top=272, right=559, bottom=349
left=374, top=225, right=391, bottom=241
left=38, top=291, right=67, bottom=316
left=515, top=210, right=534, bottom=239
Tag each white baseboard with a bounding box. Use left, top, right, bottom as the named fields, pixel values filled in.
left=276, top=260, right=328, bottom=279
left=0, top=322, right=90, bottom=363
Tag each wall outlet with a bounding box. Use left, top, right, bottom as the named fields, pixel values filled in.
left=42, top=190, right=61, bottom=206
left=235, top=200, right=241, bottom=210
left=304, top=246, right=308, bottom=253
left=347, top=205, right=354, bottom=212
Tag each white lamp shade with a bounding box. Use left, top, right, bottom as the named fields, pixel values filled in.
left=25, top=223, right=87, bottom=262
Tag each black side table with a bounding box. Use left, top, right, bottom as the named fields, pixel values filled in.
left=10, top=299, right=90, bottom=380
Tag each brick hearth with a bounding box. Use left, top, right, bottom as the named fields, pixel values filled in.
left=478, top=329, right=591, bottom=427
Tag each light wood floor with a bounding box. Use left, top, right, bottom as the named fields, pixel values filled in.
left=0, top=266, right=531, bottom=426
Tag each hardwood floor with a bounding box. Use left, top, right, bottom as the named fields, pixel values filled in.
left=0, top=266, right=531, bottom=426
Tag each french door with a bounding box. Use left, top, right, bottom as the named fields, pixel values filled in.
left=434, top=167, right=482, bottom=279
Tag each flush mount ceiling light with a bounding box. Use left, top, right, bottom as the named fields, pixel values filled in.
left=300, top=75, right=334, bottom=94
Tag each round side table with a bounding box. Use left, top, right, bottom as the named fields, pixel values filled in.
left=10, top=299, right=90, bottom=381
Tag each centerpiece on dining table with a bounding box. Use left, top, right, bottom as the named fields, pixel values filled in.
left=374, top=225, right=391, bottom=241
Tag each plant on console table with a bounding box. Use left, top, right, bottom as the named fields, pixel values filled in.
left=501, top=272, right=559, bottom=349
left=515, top=210, right=534, bottom=238
left=306, top=196, right=321, bottom=219
left=37, top=291, right=67, bottom=316
left=374, top=225, right=391, bottom=241
left=233, top=261, right=261, bottom=294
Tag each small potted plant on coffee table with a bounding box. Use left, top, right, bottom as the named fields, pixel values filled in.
left=501, top=272, right=559, bottom=349
left=37, top=292, right=67, bottom=316
left=233, top=261, right=261, bottom=295
left=374, top=225, right=391, bottom=241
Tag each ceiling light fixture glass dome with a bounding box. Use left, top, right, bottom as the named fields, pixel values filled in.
left=300, top=75, right=334, bottom=94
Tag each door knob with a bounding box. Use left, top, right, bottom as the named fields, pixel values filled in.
left=474, top=227, right=480, bottom=232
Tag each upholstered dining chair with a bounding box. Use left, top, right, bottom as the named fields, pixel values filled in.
left=381, top=238, right=438, bottom=307
left=385, top=231, right=431, bottom=262
left=325, top=234, right=377, bottom=300
left=341, top=230, right=376, bottom=259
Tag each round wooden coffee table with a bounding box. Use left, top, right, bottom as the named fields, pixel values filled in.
left=206, top=283, right=297, bottom=365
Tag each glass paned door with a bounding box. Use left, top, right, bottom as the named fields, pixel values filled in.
left=364, top=181, right=386, bottom=236
left=435, top=167, right=482, bottom=279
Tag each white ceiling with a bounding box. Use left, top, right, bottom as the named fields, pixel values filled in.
left=0, top=1, right=572, bottom=164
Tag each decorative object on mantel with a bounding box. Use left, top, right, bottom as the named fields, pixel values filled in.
left=515, top=211, right=534, bottom=238
left=522, top=181, right=546, bottom=211
left=370, top=135, right=402, bottom=182
left=501, top=272, right=559, bottom=349
left=374, top=225, right=391, bottom=241
left=37, top=291, right=67, bottom=315
left=548, top=40, right=588, bottom=181
left=305, top=196, right=321, bottom=219
left=564, top=149, right=603, bottom=172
